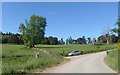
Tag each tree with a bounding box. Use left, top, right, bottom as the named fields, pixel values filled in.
left=76, top=37, right=83, bottom=44
left=48, top=36, right=58, bottom=45
left=76, top=36, right=86, bottom=44
left=82, top=36, right=86, bottom=44
left=48, top=36, right=54, bottom=45
left=73, top=39, right=77, bottom=44
left=112, top=16, right=120, bottom=39
left=97, top=34, right=118, bottom=44
left=98, top=35, right=105, bottom=43
left=101, top=27, right=112, bottom=45
left=2, top=35, right=8, bottom=43
left=66, top=36, right=73, bottom=45
left=87, top=37, right=92, bottom=44
left=19, top=15, right=47, bottom=48
left=53, top=37, right=58, bottom=45
left=106, top=33, right=110, bottom=45
left=1, top=32, right=23, bottom=44
left=8, top=34, right=19, bottom=44
left=110, top=34, right=118, bottom=43
left=111, top=16, right=120, bottom=49
left=41, top=37, right=50, bottom=44
left=66, top=39, right=69, bottom=45
left=59, top=38, right=65, bottom=45
left=92, top=38, right=97, bottom=44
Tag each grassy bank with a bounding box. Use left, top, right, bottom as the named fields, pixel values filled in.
left=2, top=44, right=64, bottom=73
left=2, top=44, right=117, bottom=73
left=104, top=50, right=119, bottom=72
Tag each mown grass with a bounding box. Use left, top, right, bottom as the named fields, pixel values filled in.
left=2, top=44, right=117, bottom=73
left=104, top=50, right=119, bottom=72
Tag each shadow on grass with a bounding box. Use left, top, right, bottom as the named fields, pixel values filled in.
left=2, top=55, right=33, bottom=58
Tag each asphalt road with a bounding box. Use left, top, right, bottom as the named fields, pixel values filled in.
left=44, top=51, right=116, bottom=73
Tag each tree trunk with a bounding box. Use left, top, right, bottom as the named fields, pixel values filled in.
left=29, top=44, right=35, bottom=48
left=118, top=34, right=120, bottom=40
left=107, top=39, right=109, bottom=45
left=32, top=44, right=35, bottom=48
left=29, top=45, right=32, bottom=48
left=118, top=24, right=120, bottom=40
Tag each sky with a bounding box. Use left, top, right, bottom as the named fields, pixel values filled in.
left=2, top=2, right=118, bottom=40
left=1, top=0, right=120, bottom=2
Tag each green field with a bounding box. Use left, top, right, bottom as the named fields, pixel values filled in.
left=104, top=50, right=120, bottom=72
left=2, top=44, right=117, bottom=73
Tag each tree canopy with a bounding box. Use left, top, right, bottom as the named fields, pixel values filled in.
left=19, top=15, right=47, bottom=48
left=111, top=16, right=120, bottom=39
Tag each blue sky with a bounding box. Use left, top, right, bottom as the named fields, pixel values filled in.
left=1, top=0, right=119, bottom=2
left=2, top=2, right=118, bottom=40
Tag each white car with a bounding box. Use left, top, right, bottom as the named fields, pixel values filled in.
left=68, top=50, right=81, bottom=56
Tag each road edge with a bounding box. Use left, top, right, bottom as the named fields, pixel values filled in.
left=103, top=54, right=117, bottom=73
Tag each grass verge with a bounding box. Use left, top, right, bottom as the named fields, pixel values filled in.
left=104, top=50, right=119, bottom=72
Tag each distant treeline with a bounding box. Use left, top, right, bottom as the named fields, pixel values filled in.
left=0, top=32, right=118, bottom=45
left=66, top=34, right=118, bottom=45
left=0, top=32, right=65, bottom=45
left=1, top=32, right=23, bottom=44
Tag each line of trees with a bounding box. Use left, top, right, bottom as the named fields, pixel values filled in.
left=66, top=36, right=88, bottom=45
left=41, top=37, right=65, bottom=45
left=1, top=31, right=119, bottom=45
left=1, top=32, right=65, bottom=45
left=66, top=36, right=98, bottom=45
left=1, top=15, right=119, bottom=47
left=111, top=16, right=120, bottom=42
left=65, top=34, right=118, bottom=45
left=97, top=34, right=118, bottom=45
left=96, top=16, right=120, bottom=45
left=1, top=32, right=23, bottom=44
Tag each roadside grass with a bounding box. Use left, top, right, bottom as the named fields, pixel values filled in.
left=0, top=44, right=2, bottom=75
left=104, top=50, right=119, bottom=72
left=2, top=44, right=117, bottom=73
left=118, top=50, right=120, bottom=73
